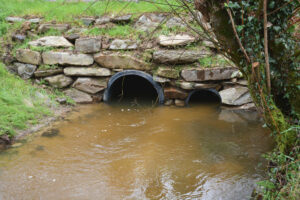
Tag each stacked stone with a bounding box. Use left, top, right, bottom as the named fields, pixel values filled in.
left=7, top=12, right=253, bottom=108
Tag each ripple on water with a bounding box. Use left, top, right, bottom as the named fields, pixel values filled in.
left=0, top=104, right=273, bottom=200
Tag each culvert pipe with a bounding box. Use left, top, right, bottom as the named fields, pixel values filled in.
left=103, top=70, right=165, bottom=104
left=185, top=89, right=222, bottom=106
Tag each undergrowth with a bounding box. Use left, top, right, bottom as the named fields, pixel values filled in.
left=0, top=62, right=63, bottom=137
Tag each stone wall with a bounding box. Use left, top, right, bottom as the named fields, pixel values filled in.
left=3, top=12, right=254, bottom=109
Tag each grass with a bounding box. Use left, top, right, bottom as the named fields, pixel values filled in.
left=84, top=24, right=139, bottom=38
left=0, top=63, right=55, bottom=137
left=0, top=0, right=175, bottom=29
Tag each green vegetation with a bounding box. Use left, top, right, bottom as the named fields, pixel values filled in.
left=84, top=24, right=140, bottom=38
left=0, top=63, right=52, bottom=137
left=257, top=138, right=299, bottom=199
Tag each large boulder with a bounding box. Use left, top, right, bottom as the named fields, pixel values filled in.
left=14, top=62, right=37, bottom=79
left=15, top=49, right=41, bottom=65
left=181, top=67, right=240, bottom=82
left=156, top=67, right=179, bottom=79
left=42, top=51, right=94, bottom=66
left=75, top=37, right=101, bottom=53
left=44, top=74, right=73, bottom=88
left=64, top=88, right=93, bottom=104
left=153, top=50, right=206, bottom=64
left=72, top=77, right=107, bottom=94
left=29, top=36, right=73, bottom=48
left=38, top=24, right=70, bottom=33
left=34, top=68, right=63, bottom=77
left=94, top=53, right=150, bottom=70
left=219, top=87, right=252, bottom=106
left=158, top=34, right=196, bottom=47
left=64, top=67, right=111, bottom=76
left=164, top=87, right=188, bottom=100
left=109, top=39, right=137, bottom=50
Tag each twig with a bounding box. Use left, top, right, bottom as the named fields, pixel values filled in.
left=226, top=6, right=251, bottom=64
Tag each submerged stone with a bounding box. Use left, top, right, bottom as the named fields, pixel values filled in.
left=42, top=129, right=60, bottom=138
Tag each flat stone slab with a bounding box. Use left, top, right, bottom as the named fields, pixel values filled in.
left=153, top=50, right=206, bottom=64
left=110, top=15, right=132, bottom=23
left=158, top=34, right=196, bottom=47
left=29, top=36, right=73, bottom=48
left=64, top=88, right=93, bottom=104
left=153, top=75, right=170, bottom=83
left=164, top=87, right=188, bottom=100
left=72, top=77, right=107, bottom=94
left=44, top=74, right=73, bottom=88
left=64, top=67, right=111, bottom=76
left=219, top=87, right=252, bottom=106
left=38, top=24, right=70, bottom=33
left=95, top=16, right=110, bottom=25
left=156, top=67, right=179, bottom=79
left=94, top=53, right=150, bottom=70
left=6, top=17, right=25, bottom=23
left=16, top=49, right=41, bottom=65
left=181, top=67, right=239, bottom=81
left=109, top=39, right=137, bottom=50
left=34, top=68, right=63, bottom=77
left=75, top=37, right=101, bottom=53
left=42, top=51, right=94, bottom=66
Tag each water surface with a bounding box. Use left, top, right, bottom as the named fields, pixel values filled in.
left=0, top=104, right=273, bottom=200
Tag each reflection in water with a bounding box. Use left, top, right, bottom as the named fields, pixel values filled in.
left=0, top=104, right=273, bottom=200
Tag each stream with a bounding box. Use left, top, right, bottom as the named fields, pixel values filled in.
left=0, top=104, right=273, bottom=200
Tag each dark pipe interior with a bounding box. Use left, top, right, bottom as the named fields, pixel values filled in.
left=109, top=75, right=159, bottom=105
left=187, top=90, right=221, bottom=107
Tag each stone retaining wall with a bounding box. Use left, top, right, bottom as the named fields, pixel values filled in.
left=3, top=12, right=255, bottom=109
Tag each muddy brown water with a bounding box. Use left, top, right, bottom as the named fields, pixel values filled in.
left=0, top=104, right=273, bottom=200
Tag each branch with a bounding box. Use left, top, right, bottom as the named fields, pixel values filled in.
left=226, top=7, right=251, bottom=64
left=264, top=0, right=271, bottom=94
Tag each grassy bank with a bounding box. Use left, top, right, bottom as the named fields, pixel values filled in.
left=0, top=0, right=176, bottom=36
left=0, top=63, right=54, bottom=137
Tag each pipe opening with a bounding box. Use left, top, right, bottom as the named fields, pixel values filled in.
left=186, top=89, right=221, bottom=107
left=107, top=75, right=159, bottom=106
